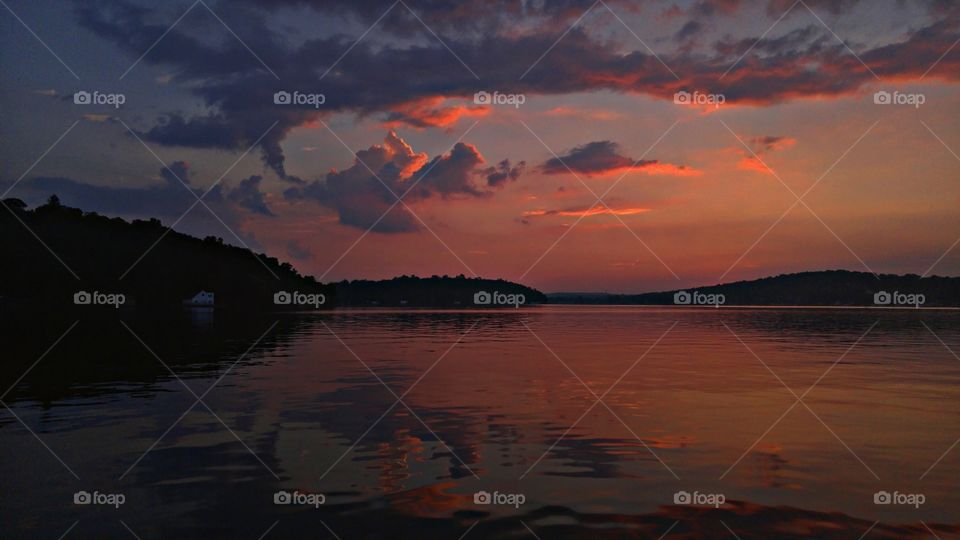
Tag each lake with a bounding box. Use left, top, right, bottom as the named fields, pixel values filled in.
left=2, top=306, right=959, bottom=538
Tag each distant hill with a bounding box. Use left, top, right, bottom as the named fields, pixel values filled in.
left=1, top=196, right=332, bottom=309
left=1, top=197, right=545, bottom=309
left=549, top=270, right=960, bottom=307
left=335, top=275, right=547, bottom=307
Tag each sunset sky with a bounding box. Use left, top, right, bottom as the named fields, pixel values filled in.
left=1, top=0, right=958, bottom=292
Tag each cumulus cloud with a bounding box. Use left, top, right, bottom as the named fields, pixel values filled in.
left=415, top=142, right=487, bottom=197
left=284, top=131, right=521, bottom=232
left=540, top=141, right=700, bottom=177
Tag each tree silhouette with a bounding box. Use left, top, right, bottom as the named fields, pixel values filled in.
left=1, top=200, right=548, bottom=309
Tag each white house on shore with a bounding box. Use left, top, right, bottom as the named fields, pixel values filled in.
left=183, top=291, right=214, bottom=307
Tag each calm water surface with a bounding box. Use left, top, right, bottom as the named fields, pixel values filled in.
left=2, top=307, right=959, bottom=538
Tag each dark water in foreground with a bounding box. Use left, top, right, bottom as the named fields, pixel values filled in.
left=2, top=307, right=959, bottom=539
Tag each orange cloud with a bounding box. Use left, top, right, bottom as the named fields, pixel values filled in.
left=638, top=163, right=703, bottom=177
left=384, top=96, right=489, bottom=129
left=523, top=206, right=651, bottom=218
left=737, top=156, right=771, bottom=173
left=569, top=162, right=703, bottom=178
left=82, top=114, right=113, bottom=123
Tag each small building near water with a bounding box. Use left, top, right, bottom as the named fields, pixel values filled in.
left=183, top=291, right=215, bottom=307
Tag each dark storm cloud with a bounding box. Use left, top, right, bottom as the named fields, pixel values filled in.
left=74, top=0, right=960, bottom=182
left=233, top=0, right=623, bottom=35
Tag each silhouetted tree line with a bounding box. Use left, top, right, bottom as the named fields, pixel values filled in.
left=1, top=198, right=546, bottom=310
left=335, top=274, right=547, bottom=307
left=550, top=270, right=960, bottom=307
left=1, top=196, right=332, bottom=309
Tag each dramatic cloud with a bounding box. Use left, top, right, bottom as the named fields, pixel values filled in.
left=541, top=141, right=700, bottom=177
left=72, top=0, right=960, bottom=187
left=285, top=131, right=521, bottom=233
left=416, top=142, right=487, bottom=197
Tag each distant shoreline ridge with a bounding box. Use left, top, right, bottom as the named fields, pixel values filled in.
left=2, top=199, right=958, bottom=309
left=547, top=270, right=960, bottom=307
